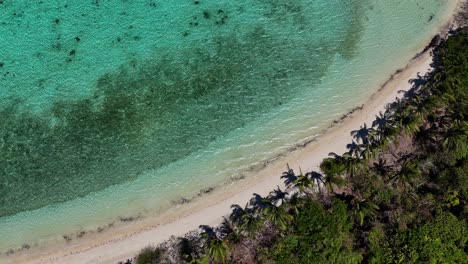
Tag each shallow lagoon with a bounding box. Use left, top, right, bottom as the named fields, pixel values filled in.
left=0, top=0, right=455, bottom=251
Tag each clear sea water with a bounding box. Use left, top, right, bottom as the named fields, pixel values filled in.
left=0, top=0, right=456, bottom=251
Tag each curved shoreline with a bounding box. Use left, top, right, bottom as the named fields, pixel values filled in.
left=4, top=2, right=464, bottom=263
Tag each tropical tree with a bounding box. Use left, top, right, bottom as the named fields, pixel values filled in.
left=390, top=158, right=421, bottom=189
left=349, top=198, right=379, bottom=226
left=217, top=217, right=235, bottom=240
left=319, top=156, right=348, bottom=194
left=414, top=124, right=439, bottom=149
left=249, top=193, right=273, bottom=213
left=239, top=210, right=261, bottom=236
left=285, top=192, right=305, bottom=216
left=306, top=171, right=324, bottom=194
left=359, top=142, right=377, bottom=160
left=263, top=205, right=293, bottom=230
left=321, top=158, right=346, bottom=177
left=199, top=225, right=217, bottom=240
left=206, top=238, right=229, bottom=263
left=293, top=172, right=314, bottom=196
left=199, top=225, right=229, bottom=263
left=344, top=154, right=363, bottom=176
left=135, top=246, right=164, bottom=264
left=442, top=122, right=468, bottom=159
left=321, top=172, right=346, bottom=194
left=373, top=157, right=392, bottom=178
left=229, top=204, right=248, bottom=226
left=346, top=141, right=362, bottom=159
left=442, top=106, right=465, bottom=127
left=394, top=107, right=422, bottom=137
left=372, top=111, right=397, bottom=142
left=329, top=151, right=362, bottom=177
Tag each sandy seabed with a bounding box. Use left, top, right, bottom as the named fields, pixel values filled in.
left=3, top=1, right=465, bottom=263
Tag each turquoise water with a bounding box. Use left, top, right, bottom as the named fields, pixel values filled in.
left=0, top=0, right=455, bottom=251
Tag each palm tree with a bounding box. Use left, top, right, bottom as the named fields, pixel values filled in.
left=373, top=111, right=391, bottom=131
left=229, top=204, right=248, bottom=226
left=399, top=83, right=422, bottom=99
left=390, top=158, right=421, bottom=189
left=306, top=171, right=324, bottom=194
left=373, top=157, right=392, bottom=178
left=285, top=192, right=305, bottom=216
left=263, top=205, right=293, bottom=230
left=413, top=95, right=433, bottom=121
left=217, top=217, right=234, bottom=240
left=346, top=141, right=362, bottom=159
left=249, top=193, right=273, bottom=213
left=199, top=225, right=229, bottom=263
left=206, top=237, right=229, bottom=263
left=229, top=204, right=261, bottom=236
left=349, top=198, right=379, bottom=226
left=359, top=142, right=377, bottom=160
left=443, top=123, right=467, bottom=159
left=373, top=111, right=398, bottom=143
left=200, top=225, right=216, bottom=239
left=321, top=173, right=346, bottom=194
left=414, top=125, right=439, bottom=149
left=329, top=152, right=362, bottom=177
left=342, top=153, right=363, bottom=176
left=321, top=157, right=346, bottom=176
left=394, top=107, right=422, bottom=137
left=442, top=105, right=465, bottom=127
left=293, top=173, right=314, bottom=196
left=239, top=211, right=261, bottom=236
left=389, top=97, right=410, bottom=116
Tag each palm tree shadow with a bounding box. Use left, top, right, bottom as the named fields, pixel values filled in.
left=350, top=124, right=375, bottom=144
left=249, top=193, right=272, bottom=211
left=268, top=186, right=288, bottom=205
left=229, top=204, right=248, bottom=224
left=346, top=141, right=362, bottom=158
left=280, top=164, right=297, bottom=188
left=372, top=111, right=393, bottom=131
left=409, top=73, right=428, bottom=88
left=199, top=225, right=217, bottom=239
left=398, top=73, right=428, bottom=98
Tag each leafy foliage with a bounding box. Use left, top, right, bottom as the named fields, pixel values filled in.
left=135, top=246, right=164, bottom=264
left=368, top=213, right=468, bottom=263
left=268, top=199, right=362, bottom=263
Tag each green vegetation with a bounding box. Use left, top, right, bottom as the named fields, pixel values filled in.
left=135, top=246, right=164, bottom=264
left=131, top=28, right=468, bottom=264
